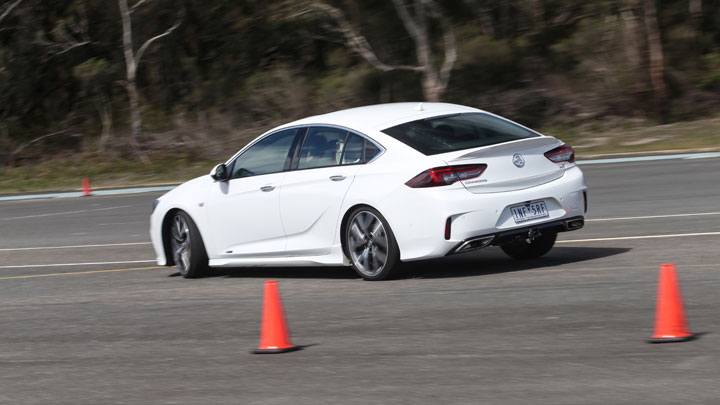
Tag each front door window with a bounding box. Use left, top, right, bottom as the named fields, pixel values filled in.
left=232, top=129, right=298, bottom=178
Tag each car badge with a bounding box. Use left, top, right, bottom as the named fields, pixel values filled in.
left=512, top=153, right=525, bottom=167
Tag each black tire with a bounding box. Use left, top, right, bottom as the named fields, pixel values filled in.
left=343, top=206, right=401, bottom=280
left=500, top=231, right=557, bottom=260
left=169, top=211, right=209, bottom=278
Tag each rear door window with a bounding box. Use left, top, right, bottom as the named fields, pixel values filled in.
left=297, top=127, right=349, bottom=169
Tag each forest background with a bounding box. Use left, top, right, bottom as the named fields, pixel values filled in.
left=1, top=0, right=719, bottom=191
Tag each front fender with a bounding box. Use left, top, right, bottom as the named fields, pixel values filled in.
left=150, top=176, right=214, bottom=265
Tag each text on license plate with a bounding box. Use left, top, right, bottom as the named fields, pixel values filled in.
left=511, top=201, right=549, bottom=223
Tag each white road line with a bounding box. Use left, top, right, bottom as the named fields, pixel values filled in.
left=98, top=221, right=146, bottom=226
left=586, top=212, right=720, bottom=222
left=0, top=204, right=142, bottom=221
left=577, top=151, right=720, bottom=165
left=522, top=263, right=719, bottom=275
left=558, top=231, right=720, bottom=243
left=2, top=233, right=718, bottom=268
left=0, top=242, right=152, bottom=252
left=0, top=260, right=157, bottom=269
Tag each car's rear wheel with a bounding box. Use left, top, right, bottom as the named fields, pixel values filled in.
left=170, top=211, right=209, bottom=278
left=500, top=231, right=557, bottom=260
left=345, top=207, right=400, bottom=280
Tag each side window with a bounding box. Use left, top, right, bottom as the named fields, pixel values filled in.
left=340, top=133, right=382, bottom=165
left=231, top=129, right=297, bottom=178
left=341, top=134, right=364, bottom=165
left=298, top=127, right=348, bottom=169
left=364, top=141, right=381, bottom=162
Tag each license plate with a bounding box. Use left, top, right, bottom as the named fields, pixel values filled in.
left=511, top=201, right=549, bottom=223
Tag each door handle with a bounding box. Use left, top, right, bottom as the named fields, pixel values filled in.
left=329, top=175, right=346, bottom=182
left=260, top=185, right=275, bottom=192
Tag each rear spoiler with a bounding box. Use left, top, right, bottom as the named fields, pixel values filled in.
left=451, top=137, right=562, bottom=161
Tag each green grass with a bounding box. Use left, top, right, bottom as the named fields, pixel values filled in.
left=1, top=116, right=719, bottom=194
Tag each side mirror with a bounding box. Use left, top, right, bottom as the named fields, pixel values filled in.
left=210, top=163, right=229, bottom=181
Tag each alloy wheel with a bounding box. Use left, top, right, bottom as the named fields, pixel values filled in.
left=171, top=214, right=192, bottom=274
left=347, top=211, right=389, bottom=277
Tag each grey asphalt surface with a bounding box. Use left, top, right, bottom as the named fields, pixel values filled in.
left=0, top=158, right=719, bottom=404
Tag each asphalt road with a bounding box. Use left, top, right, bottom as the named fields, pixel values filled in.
left=0, top=158, right=719, bottom=404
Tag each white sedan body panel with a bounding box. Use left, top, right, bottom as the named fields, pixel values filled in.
left=280, top=164, right=361, bottom=256
left=367, top=165, right=585, bottom=261
left=206, top=172, right=288, bottom=257
left=149, top=176, right=211, bottom=266
left=150, top=102, right=588, bottom=269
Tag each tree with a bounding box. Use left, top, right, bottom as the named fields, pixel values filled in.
left=309, top=0, right=457, bottom=102
left=643, top=0, right=667, bottom=120
left=619, top=0, right=668, bottom=120
left=73, top=58, right=115, bottom=152
left=620, top=0, right=645, bottom=110
left=118, top=0, right=181, bottom=159
left=0, top=0, right=23, bottom=25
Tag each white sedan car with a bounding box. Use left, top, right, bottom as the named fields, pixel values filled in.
left=150, top=103, right=587, bottom=280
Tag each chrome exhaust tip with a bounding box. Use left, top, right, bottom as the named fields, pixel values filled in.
left=453, top=235, right=495, bottom=254
left=564, top=218, right=584, bottom=231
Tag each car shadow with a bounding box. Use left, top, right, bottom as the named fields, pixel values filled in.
left=203, top=246, right=630, bottom=280
left=404, top=246, right=631, bottom=279
left=210, top=266, right=357, bottom=279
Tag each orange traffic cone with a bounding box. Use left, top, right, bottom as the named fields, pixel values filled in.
left=648, top=264, right=695, bottom=343
left=82, top=178, right=92, bottom=196
left=251, top=280, right=301, bottom=354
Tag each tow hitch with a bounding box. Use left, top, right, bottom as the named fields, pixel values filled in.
left=525, top=229, right=541, bottom=243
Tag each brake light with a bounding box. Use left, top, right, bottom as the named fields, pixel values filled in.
left=544, top=144, right=575, bottom=163
left=405, top=164, right=487, bottom=188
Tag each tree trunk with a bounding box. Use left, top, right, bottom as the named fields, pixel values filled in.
left=421, top=72, right=442, bottom=102
left=117, top=0, right=179, bottom=162
left=119, top=0, right=144, bottom=158
left=125, top=80, right=143, bottom=154
left=689, top=0, right=702, bottom=47
left=620, top=0, right=644, bottom=114
left=0, top=125, right=11, bottom=167
left=0, top=0, right=24, bottom=25
left=391, top=0, right=454, bottom=102
left=97, top=97, right=113, bottom=153
left=643, top=0, right=667, bottom=122
left=410, top=4, right=439, bottom=102
left=312, top=0, right=455, bottom=102
left=689, top=0, right=702, bottom=20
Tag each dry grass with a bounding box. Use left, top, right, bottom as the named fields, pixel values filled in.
left=545, top=116, right=720, bottom=157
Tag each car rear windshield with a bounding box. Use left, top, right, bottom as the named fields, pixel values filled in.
left=381, top=112, right=540, bottom=155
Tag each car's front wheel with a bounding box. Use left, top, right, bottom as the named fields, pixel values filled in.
left=500, top=231, right=557, bottom=260
left=169, top=211, right=209, bottom=278
left=344, top=207, right=400, bottom=280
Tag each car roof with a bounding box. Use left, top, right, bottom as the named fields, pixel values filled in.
left=275, top=102, right=482, bottom=134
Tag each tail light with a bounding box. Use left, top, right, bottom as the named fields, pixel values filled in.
left=405, top=164, right=487, bottom=188
left=544, top=144, right=575, bottom=163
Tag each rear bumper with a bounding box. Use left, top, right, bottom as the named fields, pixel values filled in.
left=378, top=165, right=587, bottom=261
left=446, top=216, right=584, bottom=255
